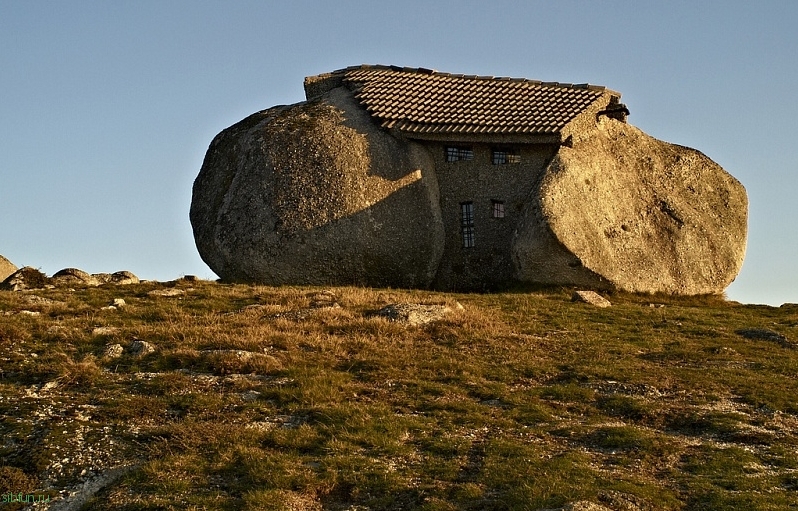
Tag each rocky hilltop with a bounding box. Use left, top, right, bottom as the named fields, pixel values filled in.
left=191, top=66, right=747, bottom=294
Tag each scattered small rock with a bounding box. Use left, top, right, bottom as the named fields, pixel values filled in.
left=19, top=310, right=41, bottom=316
left=309, top=290, right=340, bottom=308
left=539, top=502, right=614, bottom=511
left=147, top=288, right=186, bottom=298
left=711, top=346, right=739, bottom=356
left=129, top=339, right=155, bottom=356
left=92, top=327, right=120, bottom=336
left=22, top=294, right=63, bottom=307
left=103, top=344, right=124, bottom=359
left=648, top=303, right=665, bottom=308
left=571, top=290, right=612, bottom=308
left=736, top=328, right=795, bottom=348
left=374, top=303, right=454, bottom=326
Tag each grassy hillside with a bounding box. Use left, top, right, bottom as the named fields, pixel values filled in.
left=1, top=280, right=797, bottom=510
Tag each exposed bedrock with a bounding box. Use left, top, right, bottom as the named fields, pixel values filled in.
left=514, top=118, right=748, bottom=295
left=190, top=87, right=445, bottom=288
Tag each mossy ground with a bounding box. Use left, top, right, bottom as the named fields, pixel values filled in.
left=1, top=281, right=797, bottom=510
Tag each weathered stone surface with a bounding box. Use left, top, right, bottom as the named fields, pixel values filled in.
left=190, top=87, right=445, bottom=288
left=736, top=328, right=795, bottom=348
left=1, top=267, right=50, bottom=291
left=375, top=303, right=455, bottom=325
left=0, top=255, right=17, bottom=282
left=571, top=290, right=612, bottom=308
left=52, top=268, right=101, bottom=288
left=111, top=271, right=139, bottom=285
left=130, top=340, right=155, bottom=356
left=147, top=288, right=185, bottom=298
left=103, top=344, right=124, bottom=359
left=514, top=118, right=747, bottom=294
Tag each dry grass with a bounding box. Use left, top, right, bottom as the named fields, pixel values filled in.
left=1, top=280, right=798, bottom=510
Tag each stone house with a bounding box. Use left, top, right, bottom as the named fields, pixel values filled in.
left=191, top=65, right=746, bottom=294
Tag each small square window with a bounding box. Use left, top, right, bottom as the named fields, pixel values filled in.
left=492, top=148, right=520, bottom=165
left=446, top=146, right=474, bottom=163
left=492, top=200, right=505, bottom=218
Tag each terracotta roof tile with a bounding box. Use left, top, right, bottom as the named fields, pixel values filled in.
left=322, top=65, right=616, bottom=136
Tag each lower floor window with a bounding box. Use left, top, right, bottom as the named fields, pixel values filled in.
left=460, top=202, right=475, bottom=248
left=492, top=200, right=505, bottom=218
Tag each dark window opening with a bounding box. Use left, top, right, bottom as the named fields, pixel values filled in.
left=460, top=202, right=475, bottom=248
left=446, top=146, right=474, bottom=163
left=492, top=148, right=520, bottom=165
left=492, top=200, right=505, bottom=218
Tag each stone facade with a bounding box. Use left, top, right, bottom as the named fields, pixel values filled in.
left=191, top=65, right=747, bottom=295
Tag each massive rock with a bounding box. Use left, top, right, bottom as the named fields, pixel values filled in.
left=513, top=118, right=747, bottom=295
left=191, top=87, right=445, bottom=288
left=0, top=255, right=17, bottom=283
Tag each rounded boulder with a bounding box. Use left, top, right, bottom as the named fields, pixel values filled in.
left=190, top=87, right=445, bottom=288
left=515, top=118, right=747, bottom=295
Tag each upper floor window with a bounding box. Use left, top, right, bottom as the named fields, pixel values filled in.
left=446, top=146, right=474, bottom=163
left=492, top=148, right=520, bottom=165
left=460, top=202, right=475, bottom=248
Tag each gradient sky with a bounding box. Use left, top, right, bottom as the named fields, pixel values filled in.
left=1, top=1, right=796, bottom=305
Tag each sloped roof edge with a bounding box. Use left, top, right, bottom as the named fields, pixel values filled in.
left=303, top=65, right=622, bottom=138
left=304, top=64, right=619, bottom=96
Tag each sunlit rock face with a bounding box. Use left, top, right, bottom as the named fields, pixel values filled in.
left=513, top=118, right=748, bottom=295
left=190, top=87, right=445, bottom=288
left=192, top=73, right=747, bottom=295
left=0, top=255, right=17, bottom=283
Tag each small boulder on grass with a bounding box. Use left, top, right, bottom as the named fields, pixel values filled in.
left=130, top=339, right=155, bottom=356
left=375, top=303, right=456, bottom=326
left=571, top=290, right=612, bottom=308
left=103, top=344, right=125, bottom=359
left=736, top=328, right=795, bottom=348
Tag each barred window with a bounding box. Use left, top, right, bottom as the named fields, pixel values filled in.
left=460, top=202, right=475, bottom=248
left=446, top=146, right=474, bottom=163
left=492, top=148, right=521, bottom=165
left=492, top=200, right=505, bottom=218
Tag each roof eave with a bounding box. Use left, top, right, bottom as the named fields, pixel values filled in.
left=395, top=131, right=565, bottom=145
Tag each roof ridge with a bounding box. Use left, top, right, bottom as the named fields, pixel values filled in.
left=319, top=64, right=614, bottom=93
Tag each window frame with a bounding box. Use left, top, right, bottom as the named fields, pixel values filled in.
left=491, top=200, right=505, bottom=219
left=491, top=147, right=521, bottom=165
left=446, top=146, right=474, bottom=163
left=460, top=202, right=475, bottom=248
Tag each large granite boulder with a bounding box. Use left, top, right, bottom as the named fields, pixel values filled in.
left=191, top=87, right=445, bottom=288
left=513, top=118, right=747, bottom=294
left=0, top=255, right=17, bottom=283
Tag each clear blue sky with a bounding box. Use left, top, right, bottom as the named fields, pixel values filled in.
left=1, top=1, right=796, bottom=305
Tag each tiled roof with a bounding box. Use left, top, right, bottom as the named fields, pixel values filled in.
left=326, top=65, right=617, bottom=136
